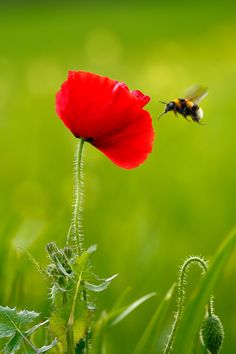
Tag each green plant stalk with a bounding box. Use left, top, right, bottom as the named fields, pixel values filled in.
left=67, top=271, right=83, bottom=354
left=67, top=139, right=91, bottom=353
left=67, top=138, right=85, bottom=256
left=164, top=256, right=211, bottom=354
left=83, top=287, right=90, bottom=354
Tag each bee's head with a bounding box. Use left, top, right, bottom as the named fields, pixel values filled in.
left=158, top=101, right=175, bottom=119
left=165, top=101, right=175, bottom=112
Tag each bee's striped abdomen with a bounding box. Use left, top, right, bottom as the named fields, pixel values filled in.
left=174, top=98, right=192, bottom=117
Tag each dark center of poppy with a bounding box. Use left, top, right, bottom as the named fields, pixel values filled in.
left=84, top=137, right=94, bottom=143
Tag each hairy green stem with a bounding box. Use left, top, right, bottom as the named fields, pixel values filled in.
left=67, top=139, right=85, bottom=255
left=164, top=256, right=213, bottom=354
left=67, top=272, right=83, bottom=354
left=66, top=139, right=91, bottom=353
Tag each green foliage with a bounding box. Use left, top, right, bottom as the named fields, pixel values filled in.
left=0, top=306, right=57, bottom=353
left=85, top=274, right=118, bottom=293
left=107, top=292, right=156, bottom=329
left=173, top=227, right=236, bottom=353
left=4, top=333, right=22, bottom=354
left=46, top=241, right=118, bottom=352
left=47, top=243, right=93, bottom=351
left=91, top=292, right=156, bottom=354
left=133, top=283, right=176, bottom=354
left=0, top=306, right=39, bottom=339
left=50, top=299, right=89, bottom=349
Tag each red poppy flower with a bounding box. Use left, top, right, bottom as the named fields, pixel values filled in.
left=56, top=71, right=154, bottom=169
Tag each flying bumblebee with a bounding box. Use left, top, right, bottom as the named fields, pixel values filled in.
left=159, top=85, right=208, bottom=123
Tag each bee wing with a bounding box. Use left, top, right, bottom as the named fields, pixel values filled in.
left=185, top=85, right=208, bottom=104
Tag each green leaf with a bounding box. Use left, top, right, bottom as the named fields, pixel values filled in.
left=0, top=306, right=39, bottom=338
left=26, top=319, right=49, bottom=336
left=91, top=293, right=156, bottom=354
left=173, top=227, right=236, bottom=353
left=50, top=300, right=88, bottom=346
left=85, top=274, right=118, bottom=292
left=87, top=244, right=97, bottom=254
left=107, top=292, right=156, bottom=329
left=0, top=306, right=57, bottom=353
left=50, top=248, right=91, bottom=350
left=4, top=333, right=22, bottom=354
left=36, top=338, right=58, bottom=353
left=72, top=248, right=91, bottom=274
left=133, top=283, right=176, bottom=354
left=111, top=287, right=131, bottom=311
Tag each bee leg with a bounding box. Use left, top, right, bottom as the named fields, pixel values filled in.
left=183, top=115, right=191, bottom=123
left=173, top=111, right=178, bottom=118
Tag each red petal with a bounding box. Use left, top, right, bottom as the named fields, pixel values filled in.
left=96, top=110, right=155, bottom=169
left=56, top=71, right=116, bottom=138
left=131, top=90, right=150, bottom=107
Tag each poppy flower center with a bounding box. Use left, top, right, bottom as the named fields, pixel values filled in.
left=84, top=137, right=95, bottom=143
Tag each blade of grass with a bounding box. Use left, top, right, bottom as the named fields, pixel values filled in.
left=133, top=283, right=176, bottom=354
left=110, top=287, right=131, bottom=311
left=107, top=292, right=156, bottom=329
left=91, top=293, right=156, bottom=354
left=173, top=226, right=236, bottom=353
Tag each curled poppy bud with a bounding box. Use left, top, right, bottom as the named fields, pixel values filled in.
left=201, top=315, right=224, bottom=354
left=56, top=71, right=154, bottom=169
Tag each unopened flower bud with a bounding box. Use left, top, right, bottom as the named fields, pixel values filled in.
left=201, top=315, right=224, bottom=354
left=63, top=246, right=73, bottom=259
left=46, top=242, right=59, bottom=258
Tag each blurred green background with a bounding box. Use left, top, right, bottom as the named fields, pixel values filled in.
left=0, top=1, right=236, bottom=353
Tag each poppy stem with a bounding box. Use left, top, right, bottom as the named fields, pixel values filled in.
left=163, top=256, right=212, bottom=354
left=68, top=138, right=85, bottom=256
